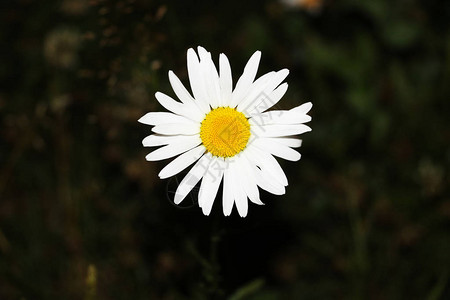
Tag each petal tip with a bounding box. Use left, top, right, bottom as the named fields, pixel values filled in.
left=197, top=45, right=207, bottom=53
left=278, top=68, right=290, bottom=77
left=138, top=116, right=146, bottom=124
left=303, top=102, right=313, bottom=113
left=174, top=193, right=183, bottom=205
left=158, top=169, right=169, bottom=179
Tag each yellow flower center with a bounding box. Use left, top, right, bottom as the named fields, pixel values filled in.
left=200, top=107, right=251, bottom=158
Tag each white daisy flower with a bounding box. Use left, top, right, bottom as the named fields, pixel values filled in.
left=139, top=46, right=312, bottom=217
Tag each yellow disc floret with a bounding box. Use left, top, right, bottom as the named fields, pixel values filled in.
left=200, top=107, right=251, bottom=158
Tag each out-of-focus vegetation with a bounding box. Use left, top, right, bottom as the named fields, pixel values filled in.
left=1, top=0, right=450, bottom=299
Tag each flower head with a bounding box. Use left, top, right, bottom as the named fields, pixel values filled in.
left=139, top=46, right=312, bottom=217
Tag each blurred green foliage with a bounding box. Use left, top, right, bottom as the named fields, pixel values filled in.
left=1, top=0, right=450, bottom=299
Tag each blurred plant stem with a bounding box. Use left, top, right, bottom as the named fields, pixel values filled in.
left=347, top=185, right=371, bottom=300
left=0, top=228, right=11, bottom=254
left=227, top=278, right=265, bottom=300
left=425, top=270, right=448, bottom=300
left=84, top=264, right=97, bottom=300
left=187, top=214, right=224, bottom=299
left=54, top=112, right=80, bottom=247
left=0, top=121, right=33, bottom=198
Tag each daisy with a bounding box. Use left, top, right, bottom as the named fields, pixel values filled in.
left=139, top=46, right=312, bottom=217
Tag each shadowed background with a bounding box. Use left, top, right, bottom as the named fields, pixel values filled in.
left=1, top=0, right=450, bottom=299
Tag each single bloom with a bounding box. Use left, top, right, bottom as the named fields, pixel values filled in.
left=139, top=46, right=312, bottom=217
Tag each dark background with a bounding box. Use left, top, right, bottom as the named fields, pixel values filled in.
left=1, top=0, right=450, bottom=299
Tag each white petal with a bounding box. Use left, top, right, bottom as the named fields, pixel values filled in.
left=168, top=71, right=193, bottom=105
left=219, top=53, right=232, bottom=107
left=228, top=162, right=248, bottom=217
left=174, top=153, right=212, bottom=204
left=145, top=136, right=201, bottom=161
left=245, top=145, right=288, bottom=186
left=263, top=68, right=289, bottom=94
left=138, top=112, right=192, bottom=125
left=254, top=167, right=286, bottom=195
left=244, top=152, right=285, bottom=195
left=197, top=46, right=209, bottom=60
left=258, top=137, right=302, bottom=148
left=258, top=167, right=286, bottom=195
left=155, top=92, right=204, bottom=122
left=151, top=122, right=200, bottom=135
left=252, top=123, right=312, bottom=138
left=198, top=158, right=224, bottom=216
left=290, top=102, right=313, bottom=115
left=168, top=71, right=208, bottom=115
left=235, top=68, right=289, bottom=115
left=198, top=47, right=221, bottom=109
left=142, top=134, right=182, bottom=147
left=249, top=110, right=311, bottom=126
left=222, top=166, right=234, bottom=216
left=236, top=71, right=276, bottom=115
left=250, top=83, right=289, bottom=115
left=187, top=48, right=210, bottom=112
left=158, top=145, right=206, bottom=179
left=235, top=155, right=263, bottom=205
left=231, top=51, right=261, bottom=107
left=252, top=138, right=301, bottom=161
